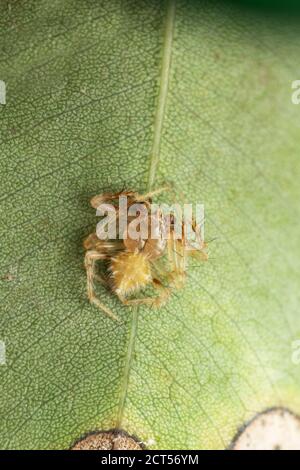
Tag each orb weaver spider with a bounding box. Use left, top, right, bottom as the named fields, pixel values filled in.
left=83, top=188, right=207, bottom=321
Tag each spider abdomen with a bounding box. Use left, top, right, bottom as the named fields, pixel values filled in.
left=110, top=251, right=152, bottom=298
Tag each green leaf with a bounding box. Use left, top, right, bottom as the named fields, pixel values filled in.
left=1, top=0, right=300, bottom=450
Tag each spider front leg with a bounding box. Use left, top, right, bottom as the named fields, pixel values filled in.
left=133, top=186, right=169, bottom=202
left=90, top=190, right=139, bottom=210
left=84, top=250, right=120, bottom=322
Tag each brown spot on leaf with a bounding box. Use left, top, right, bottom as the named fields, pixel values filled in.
left=231, top=408, right=300, bottom=450
left=1, top=272, right=15, bottom=282
left=71, top=430, right=143, bottom=450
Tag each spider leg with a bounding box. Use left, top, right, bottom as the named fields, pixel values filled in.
left=166, top=233, right=187, bottom=289
left=152, top=278, right=172, bottom=306
left=185, top=219, right=208, bottom=260
left=189, top=248, right=209, bottom=262
left=84, top=250, right=120, bottom=322
left=116, top=278, right=171, bottom=308
left=90, top=190, right=138, bottom=209
left=134, top=186, right=169, bottom=202
left=83, top=232, right=123, bottom=252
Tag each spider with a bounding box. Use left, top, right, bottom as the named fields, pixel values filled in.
left=83, top=188, right=207, bottom=321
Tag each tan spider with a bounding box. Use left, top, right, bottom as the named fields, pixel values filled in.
left=83, top=188, right=207, bottom=321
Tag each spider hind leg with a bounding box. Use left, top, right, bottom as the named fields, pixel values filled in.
left=116, top=277, right=171, bottom=309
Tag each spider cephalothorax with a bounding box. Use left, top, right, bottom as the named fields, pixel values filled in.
left=83, top=188, right=207, bottom=321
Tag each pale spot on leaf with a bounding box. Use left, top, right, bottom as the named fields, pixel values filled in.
left=232, top=408, right=300, bottom=450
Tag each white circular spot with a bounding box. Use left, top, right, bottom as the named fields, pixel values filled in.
left=232, top=408, right=300, bottom=450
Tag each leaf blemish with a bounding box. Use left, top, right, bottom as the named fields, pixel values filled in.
left=71, top=430, right=144, bottom=451
left=230, top=408, right=300, bottom=450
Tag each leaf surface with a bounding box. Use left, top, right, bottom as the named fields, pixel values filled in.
left=1, top=0, right=300, bottom=449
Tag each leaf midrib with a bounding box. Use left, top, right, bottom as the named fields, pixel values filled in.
left=115, top=0, right=176, bottom=429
